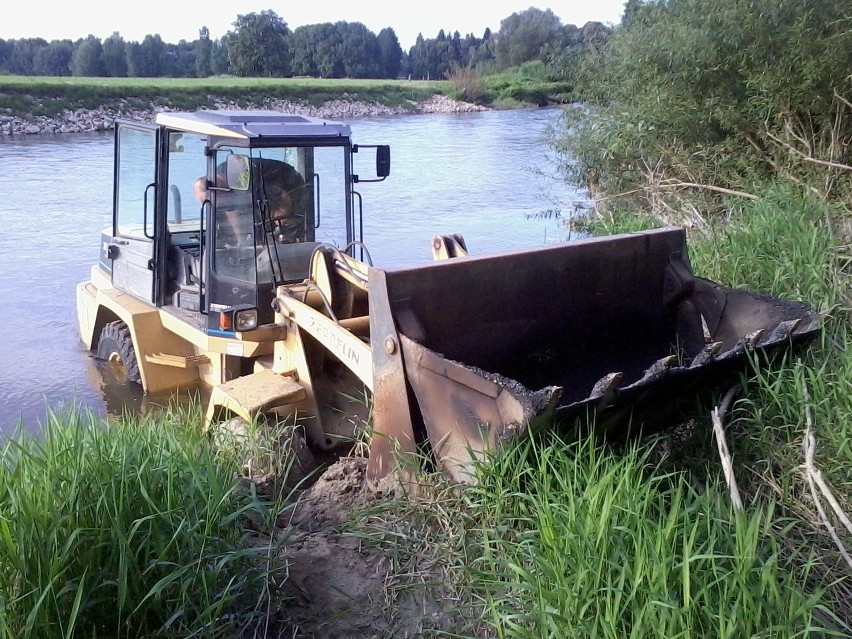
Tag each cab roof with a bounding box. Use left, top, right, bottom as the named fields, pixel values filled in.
left=154, top=110, right=352, bottom=140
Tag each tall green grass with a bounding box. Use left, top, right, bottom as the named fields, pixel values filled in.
left=653, top=187, right=852, bottom=492
left=688, top=187, right=843, bottom=311
left=0, top=406, right=282, bottom=638
left=358, top=433, right=846, bottom=637
left=468, top=436, right=841, bottom=638
left=571, top=183, right=852, bottom=623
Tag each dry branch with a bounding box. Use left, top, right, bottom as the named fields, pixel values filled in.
left=801, top=382, right=852, bottom=570
left=712, top=385, right=744, bottom=512
left=765, top=129, right=852, bottom=173
left=655, top=180, right=759, bottom=200
left=833, top=87, right=852, bottom=112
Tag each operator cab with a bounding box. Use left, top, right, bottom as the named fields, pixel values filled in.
left=101, top=110, right=389, bottom=334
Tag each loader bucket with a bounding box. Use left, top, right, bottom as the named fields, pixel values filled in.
left=367, top=227, right=821, bottom=483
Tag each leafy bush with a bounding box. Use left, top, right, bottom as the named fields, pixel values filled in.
left=556, top=0, right=852, bottom=206
left=445, top=63, right=488, bottom=103
left=485, top=68, right=572, bottom=107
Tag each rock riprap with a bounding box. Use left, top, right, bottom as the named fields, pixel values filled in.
left=0, top=94, right=486, bottom=135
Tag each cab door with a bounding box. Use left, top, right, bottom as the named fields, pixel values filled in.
left=107, top=122, right=164, bottom=304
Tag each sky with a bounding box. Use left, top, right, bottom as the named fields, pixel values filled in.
left=1, top=1, right=626, bottom=50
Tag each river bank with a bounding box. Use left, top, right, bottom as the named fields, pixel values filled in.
left=0, top=94, right=487, bottom=135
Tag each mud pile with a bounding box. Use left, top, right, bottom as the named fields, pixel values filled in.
left=271, top=458, right=460, bottom=638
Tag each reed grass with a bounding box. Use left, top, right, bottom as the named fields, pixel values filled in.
left=573, top=183, right=852, bottom=624
left=689, top=187, right=843, bottom=311
left=468, top=435, right=842, bottom=638
left=0, top=405, right=283, bottom=638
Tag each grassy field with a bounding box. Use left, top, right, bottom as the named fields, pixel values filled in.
left=0, top=72, right=572, bottom=118
left=0, top=76, right=451, bottom=117
left=0, top=75, right=448, bottom=91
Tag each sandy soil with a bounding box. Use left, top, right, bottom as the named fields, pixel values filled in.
left=268, top=457, right=461, bottom=638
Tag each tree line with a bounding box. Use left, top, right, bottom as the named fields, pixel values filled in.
left=0, top=7, right=610, bottom=80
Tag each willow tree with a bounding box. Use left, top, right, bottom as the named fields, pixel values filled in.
left=558, top=0, right=852, bottom=200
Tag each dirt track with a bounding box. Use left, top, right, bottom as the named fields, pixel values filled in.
left=269, top=458, right=460, bottom=638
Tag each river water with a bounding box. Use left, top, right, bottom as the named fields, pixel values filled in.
left=0, top=107, right=585, bottom=434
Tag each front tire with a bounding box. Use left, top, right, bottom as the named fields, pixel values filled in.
left=96, top=320, right=141, bottom=386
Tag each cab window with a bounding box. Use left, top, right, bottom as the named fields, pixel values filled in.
left=115, top=126, right=156, bottom=239
left=166, top=132, right=207, bottom=234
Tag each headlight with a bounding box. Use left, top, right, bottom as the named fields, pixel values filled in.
left=219, top=306, right=259, bottom=332
left=234, top=308, right=258, bottom=331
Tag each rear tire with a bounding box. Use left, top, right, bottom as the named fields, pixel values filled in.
left=96, top=321, right=141, bottom=386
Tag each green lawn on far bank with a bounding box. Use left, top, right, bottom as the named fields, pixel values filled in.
left=0, top=69, right=572, bottom=119
left=0, top=76, right=451, bottom=118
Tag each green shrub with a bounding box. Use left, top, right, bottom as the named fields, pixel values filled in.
left=556, top=0, right=852, bottom=204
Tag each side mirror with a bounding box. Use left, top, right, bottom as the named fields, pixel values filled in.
left=352, top=144, right=391, bottom=183
left=224, top=155, right=251, bottom=191
left=376, top=145, right=391, bottom=178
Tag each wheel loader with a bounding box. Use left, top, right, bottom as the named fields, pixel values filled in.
left=77, top=110, right=822, bottom=483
